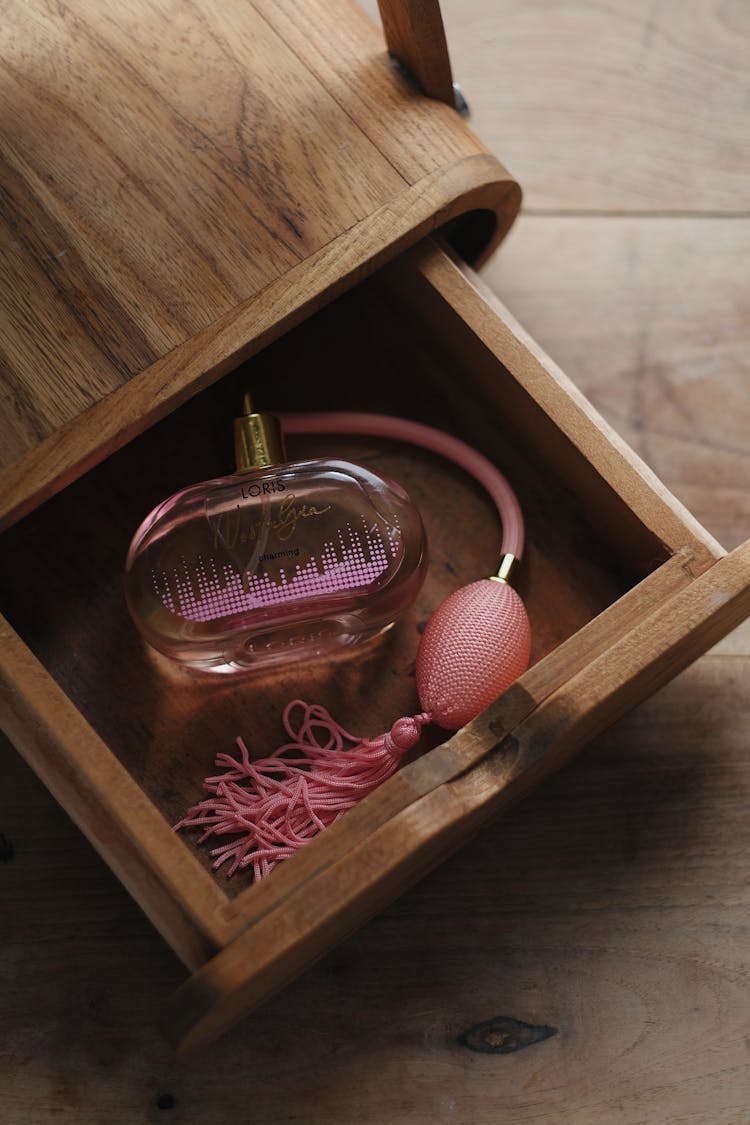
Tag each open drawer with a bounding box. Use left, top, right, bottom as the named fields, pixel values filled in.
left=1, top=240, right=748, bottom=1050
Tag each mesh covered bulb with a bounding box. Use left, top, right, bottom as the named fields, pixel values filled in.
left=417, top=579, right=532, bottom=729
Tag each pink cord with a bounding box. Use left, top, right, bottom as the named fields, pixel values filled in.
left=277, top=412, right=525, bottom=560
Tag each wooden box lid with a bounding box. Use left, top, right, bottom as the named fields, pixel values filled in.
left=0, top=0, right=519, bottom=531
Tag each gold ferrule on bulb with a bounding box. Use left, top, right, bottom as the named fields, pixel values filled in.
left=489, top=553, right=518, bottom=585
left=234, top=393, right=285, bottom=472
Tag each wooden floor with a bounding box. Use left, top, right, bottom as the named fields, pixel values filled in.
left=2, top=2, right=748, bottom=1121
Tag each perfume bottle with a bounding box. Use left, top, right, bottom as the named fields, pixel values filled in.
left=125, top=395, right=428, bottom=673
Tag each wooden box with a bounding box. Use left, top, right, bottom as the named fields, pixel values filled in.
left=1, top=0, right=748, bottom=1051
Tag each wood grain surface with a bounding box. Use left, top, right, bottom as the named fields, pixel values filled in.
left=0, top=0, right=517, bottom=523
left=434, top=0, right=750, bottom=212
left=485, top=217, right=750, bottom=552
left=2, top=1, right=749, bottom=1122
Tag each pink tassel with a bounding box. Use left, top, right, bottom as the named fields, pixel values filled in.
left=175, top=700, right=431, bottom=881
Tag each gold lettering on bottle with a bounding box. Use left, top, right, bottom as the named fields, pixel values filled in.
left=210, top=494, right=332, bottom=550
left=274, top=494, right=332, bottom=541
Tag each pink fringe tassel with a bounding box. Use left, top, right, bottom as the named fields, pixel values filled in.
left=175, top=700, right=430, bottom=881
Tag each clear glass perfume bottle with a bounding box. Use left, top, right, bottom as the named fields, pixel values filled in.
left=124, top=396, right=428, bottom=673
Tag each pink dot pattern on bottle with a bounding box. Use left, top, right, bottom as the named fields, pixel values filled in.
left=151, top=518, right=401, bottom=623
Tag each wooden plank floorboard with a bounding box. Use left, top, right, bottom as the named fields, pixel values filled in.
left=483, top=216, right=750, bottom=552
left=440, top=0, right=750, bottom=212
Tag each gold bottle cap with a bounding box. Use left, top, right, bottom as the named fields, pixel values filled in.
left=234, top=392, right=286, bottom=472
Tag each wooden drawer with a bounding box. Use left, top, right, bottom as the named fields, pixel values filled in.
left=1, top=237, right=748, bottom=1049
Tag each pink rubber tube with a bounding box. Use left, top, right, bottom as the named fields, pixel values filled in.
left=277, top=412, right=525, bottom=560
